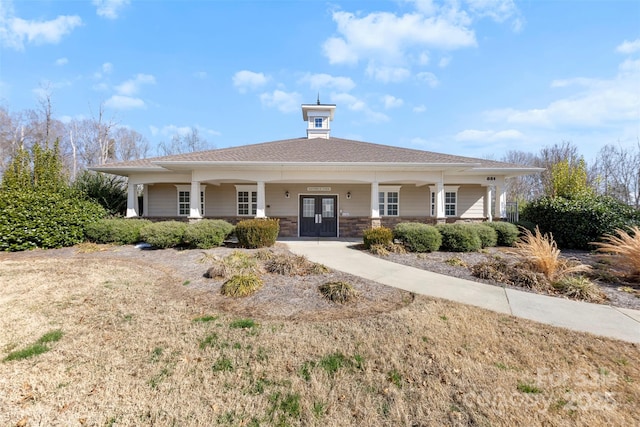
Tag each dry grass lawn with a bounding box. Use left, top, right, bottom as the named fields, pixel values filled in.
left=0, top=250, right=638, bottom=426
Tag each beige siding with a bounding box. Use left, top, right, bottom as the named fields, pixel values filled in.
left=397, top=185, right=429, bottom=216
left=458, top=185, right=485, bottom=218
left=147, top=184, right=180, bottom=216
left=205, top=184, right=237, bottom=216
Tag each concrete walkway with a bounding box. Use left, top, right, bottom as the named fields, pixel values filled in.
left=283, top=239, right=640, bottom=344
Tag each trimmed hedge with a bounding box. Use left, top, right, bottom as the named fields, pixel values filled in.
left=486, top=221, right=520, bottom=246
left=475, top=224, right=498, bottom=248
left=183, top=219, right=234, bottom=249
left=363, top=226, right=393, bottom=249
left=85, top=218, right=151, bottom=245
left=139, top=221, right=188, bottom=248
left=235, top=218, right=280, bottom=248
left=393, top=222, right=442, bottom=252
left=520, top=195, right=640, bottom=249
left=0, top=189, right=106, bottom=251
left=435, top=224, right=482, bottom=252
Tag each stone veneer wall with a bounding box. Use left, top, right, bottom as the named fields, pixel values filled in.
left=339, top=217, right=373, bottom=238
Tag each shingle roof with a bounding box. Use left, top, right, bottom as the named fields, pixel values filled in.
left=101, top=137, right=526, bottom=169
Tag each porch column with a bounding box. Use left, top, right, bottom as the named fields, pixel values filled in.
left=495, top=184, right=506, bottom=219
left=435, top=181, right=446, bottom=223
left=485, top=185, right=493, bottom=222
left=189, top=181, right=202, bottom=219
left=370, top=181, right=380, bottom=218
left=126, top=181, right=139, bottom=218
left=256, top=181, right=266, bottom=218
left=142, top=184, right=149, bottom=217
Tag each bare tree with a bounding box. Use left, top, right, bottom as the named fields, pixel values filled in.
left=502, top=150, right=543, bottom=203
left=111, top=127, right=150, bottom=162
left=593, top=142, right=640, bottom=208
left=158, top=127, right=211, bottom=155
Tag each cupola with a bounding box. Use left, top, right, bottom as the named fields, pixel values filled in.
left=301, top=96, right=336, bottom=139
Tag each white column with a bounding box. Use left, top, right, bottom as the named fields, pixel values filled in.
left=189, top=181, right=202, bottom=218
left=435, top=181, right=445, bottom=221
left=126, top=181, right=138, bottom=218
left=495, top=184, right=506, bottom=219
left=370, top=181, right=380, bottom=218
left=256, top=181, right=266, bottom=218
left=142, top=184, right=149, bottom=217
left=485, top=185, right=493, bottom=222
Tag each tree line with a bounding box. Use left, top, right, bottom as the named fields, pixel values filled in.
left=0, top=91, right=210, bottom=182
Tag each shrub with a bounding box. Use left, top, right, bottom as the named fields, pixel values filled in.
left=592, top=226, right=640, bottom=281
left=363, top=226, right=393, bottom=249
left=183, top=219, right=234, bottom=249
left=0, top=189, right=106, bottom=251
left=486, top=222, right=519, bottom=246
left=139, top=221, right=187, bottom=248
left=520, top=195, right=640, bottom=249
left=435, top=224, right=482, bottom=252
left=514, top=227, right=591, bottom=282
left=514, top=220, right=537, bottom=236
left=235, top=218, right=280, bottom=249
left=221, top=274, right=263, bottom=297
left=318, top=281, right=359, bottom=304
left=73, top=171, right=127, bottom=216
left=85, top=218, right=151, bottom=244
left=474, top=224, right=498, bottom=248
left=393, top=223, right=442, bottom=252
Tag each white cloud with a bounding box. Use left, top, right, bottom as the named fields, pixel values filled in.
left=260, top=90, right=301, bottom=113
left=298, top=73, right=355, bottom=92
left=413, top=105, right=427, bottom=113
left=455, top=129, right=524, bottom=142
left=151, top=124, right=220, bottom=138
left=383, top=95, right=404, bottom=109
left=233, top=70, right=269, bottom=93
left=485, top=59, right=640, bottom=128
left=416, top=71, right=439, bottom=87
left=115, top=73, right=156, bottom=96
left=55, top=57, right=68, bottom=66
left=93, top=0, right=130, bottom=20
left=102, top=62, right=113, bottom=74
left=366, top=64, right=411, bottom=83
left=0, top=2, right=82, bottom=51
left=323, top=10, right=476, bottom=66
left=331, top=92, right=390, bottom=123
left=92, top=82, right=109, bottom=91
left=104, top=95, right=145, bottom=110
left=465, top=0, right=523, bottom=31
left=616, top=38, right=640, bottom=54
left=438, top=56, right=451, bottom=67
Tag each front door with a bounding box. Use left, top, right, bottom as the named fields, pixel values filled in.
left=299, top=195, right=337, bottom=237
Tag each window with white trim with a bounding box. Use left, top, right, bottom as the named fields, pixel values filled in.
left=175, top=185, right=205, bottom=216
left=236, top=185, right=257, bottom=216
left=378, top=186, right=401, bottom=216
left=314, top=117, right=323, bottom=128
left=429, top=185, right=459, bottom=217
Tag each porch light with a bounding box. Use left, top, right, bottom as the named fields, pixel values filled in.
left=285, top=191, right=290, bottom=198
left=346, top=191, right=351, bottom=199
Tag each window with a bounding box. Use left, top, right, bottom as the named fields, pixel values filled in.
left=378, top=186, right=400, bottom=216
left=178, top=190, right=190, bottom=216
left=314, top=117, right=323, bottom=128
left=429, top=185, right=459, bottom=217
left=445, top=191, right=457, bottom=216
left=175, top=185, right=205, bottom=216
left=236, top=185, right=257, bottom=216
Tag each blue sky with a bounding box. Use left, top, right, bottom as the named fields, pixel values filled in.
left=0, top=0, right=639, bottom=163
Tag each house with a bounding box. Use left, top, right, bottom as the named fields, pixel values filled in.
left=92, top=102, right=541, bottom=238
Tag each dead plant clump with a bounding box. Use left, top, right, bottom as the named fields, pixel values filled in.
left=318, top=281, right=360, bottom=304
left=264, top=253, right=328, bottom=276
left=471, top=258, right=548, bottom=292
left=513, top=227, right=591, bottom=282
left=205, top=250, right=262, bottom=279
left=552, top=275, right=607, bottom=303
left=593, top=226, right=640, bottom=281
left=221, top=274, right=264, bottom=297
left=369, top=243, right=407, bottom=256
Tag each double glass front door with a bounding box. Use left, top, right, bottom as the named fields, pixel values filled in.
left=299, top=195, right=337, bottom=237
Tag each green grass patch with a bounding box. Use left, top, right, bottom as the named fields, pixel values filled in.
left=229, top=318, right=258, bottom=329
left=192, top=315, right=218, bottom=323
left=517, top=381, right=542, bottom=394
left=212, top=356, right=234, bottom=372
left=3, top=329, right=64, bottom=362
